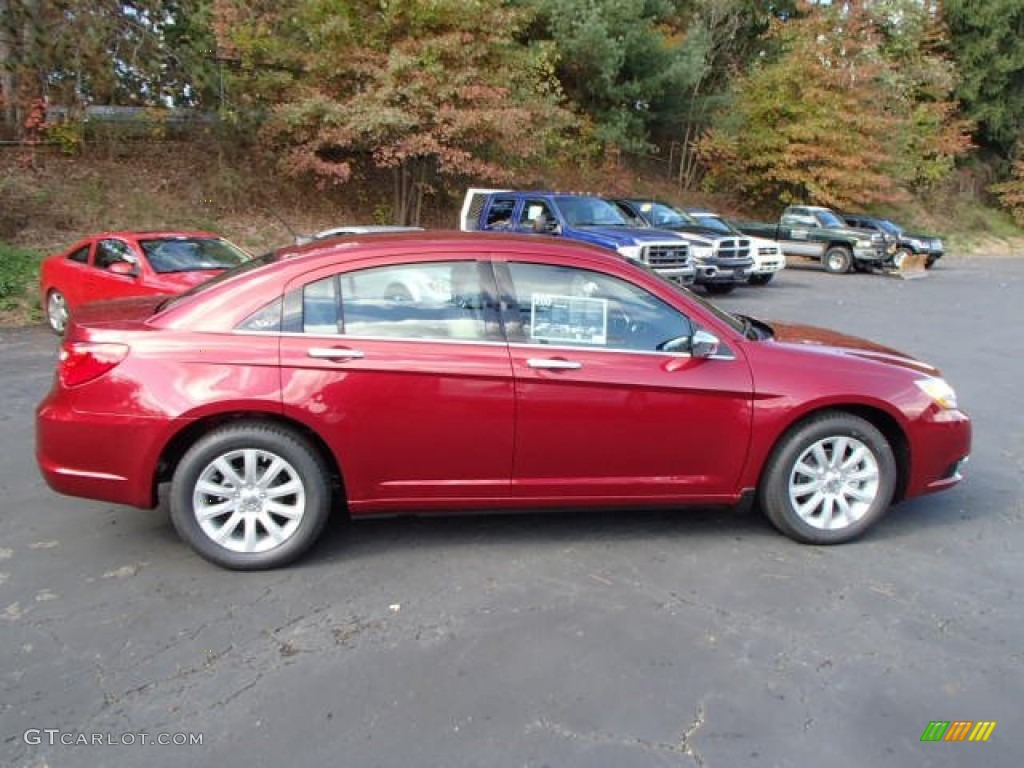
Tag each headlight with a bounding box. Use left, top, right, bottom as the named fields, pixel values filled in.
left=689, top=245, right=714, bottom=261
left=916, top=377, right=959, bottom=410
left=617, top=245, right=643, bottom=260
left=855, top=239, right=873, bottom=248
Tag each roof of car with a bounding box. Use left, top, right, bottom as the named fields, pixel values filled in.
left=87, top=230, right=222, bottom=241
left=274, top=229, right=616, bottom=262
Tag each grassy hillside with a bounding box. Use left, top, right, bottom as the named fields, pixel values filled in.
left=2, top=142, right=1023, bottom=327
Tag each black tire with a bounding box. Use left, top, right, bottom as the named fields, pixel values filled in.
left=46, top=289, right=69, bottom=335
left=748, top=273, right=773, bottom=286
left=759, top=411, right=896, bottom=544
left=925, top=256, right=937, bottom=269
left=704, top=283, right=736, bottom=295
left=170, top=422, right=331, bottom=569
left=822, top=246, right=853, bottom=274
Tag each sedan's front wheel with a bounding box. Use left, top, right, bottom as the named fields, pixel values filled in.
left=760, top=412, right=896, bottom=544
left=170, top=423, right=331, bottom=569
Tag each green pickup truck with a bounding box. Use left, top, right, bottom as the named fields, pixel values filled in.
left=734, top=205, right=896, bottom=274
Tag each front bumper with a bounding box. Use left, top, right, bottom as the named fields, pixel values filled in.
left=654, top=265, right=697, bottom=285
left=905, top=407, right=972, bottom=499
left=694, top=259, right=754, bottom=285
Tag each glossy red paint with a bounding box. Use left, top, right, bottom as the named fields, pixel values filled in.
left=39, top=231, right=249, bottom=333
left=36, top=232, right=971, bottom=548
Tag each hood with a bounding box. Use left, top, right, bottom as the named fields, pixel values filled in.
left=147, top=269, right=225, bottom=291
left=576, top=225, right=685, bottom=245
left=663, top=223, right=735, bottom=241
left=768, top=321, right=940, bottom=376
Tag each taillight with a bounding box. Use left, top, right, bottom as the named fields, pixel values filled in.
left=58, top=342, right=129, bottom=387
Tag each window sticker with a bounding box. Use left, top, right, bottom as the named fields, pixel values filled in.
left=529, top=293, right=608, bottom=345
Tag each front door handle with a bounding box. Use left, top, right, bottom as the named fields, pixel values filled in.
left=527, top=357, right=582, bottom=371
left=307, top=347, right=365, bottom=361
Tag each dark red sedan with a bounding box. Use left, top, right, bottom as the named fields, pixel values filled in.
left=39, top=230, right=250, bottom=334
left=36, top=232, right=971, bottom=569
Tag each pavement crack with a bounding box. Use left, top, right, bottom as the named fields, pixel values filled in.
left=677, top=702, right=707, bottom=767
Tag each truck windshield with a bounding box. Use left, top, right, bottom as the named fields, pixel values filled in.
left=555, top=196, right=629, bottom=227
left=815, top=210, right=847, bottom=228
left=634, top=202, right=696, bottom=228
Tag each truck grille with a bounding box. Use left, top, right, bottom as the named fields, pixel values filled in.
left=643, top=243, right=691, bottom=268
left=715, top=238, right=752, bottom=260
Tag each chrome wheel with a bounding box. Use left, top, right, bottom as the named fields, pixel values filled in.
left=192, top=448, right=306, bottom=554
left=788, top=436, right=880, bottom=531
left=47, top=290, right=69, bottom=334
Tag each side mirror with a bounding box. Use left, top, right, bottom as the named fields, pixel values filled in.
left=108, top=260, right=139, bottom=276
left=691, top=329, right=720, bottom=358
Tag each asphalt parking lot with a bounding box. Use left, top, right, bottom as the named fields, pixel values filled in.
left=2, top=256, right=1022, bottom=768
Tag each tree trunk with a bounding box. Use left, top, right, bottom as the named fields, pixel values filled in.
left=0, top=0, right=17, bottom=127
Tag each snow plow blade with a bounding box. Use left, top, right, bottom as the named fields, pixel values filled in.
left=890, top=252, right=929, bottom=279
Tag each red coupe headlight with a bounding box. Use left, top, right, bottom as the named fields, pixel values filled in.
left=58, top=342, right=129, bottom=387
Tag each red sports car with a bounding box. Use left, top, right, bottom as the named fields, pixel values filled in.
left=39, top=230, right=251, bottom=334
left=36, top=232, right=971, bottom=569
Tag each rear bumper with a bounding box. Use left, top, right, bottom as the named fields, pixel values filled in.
left=36, top=391, right=169, bottom=509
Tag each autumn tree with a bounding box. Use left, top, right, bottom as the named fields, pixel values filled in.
left=697, top=0, right=970, bottom=209
left=215, top=0, right=576, bottom=225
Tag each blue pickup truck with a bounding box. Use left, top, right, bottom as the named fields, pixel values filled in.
left=460, top=189, right=696, bottom=285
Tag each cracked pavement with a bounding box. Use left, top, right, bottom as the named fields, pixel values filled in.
left=2, top=257, right=1022, bottom=767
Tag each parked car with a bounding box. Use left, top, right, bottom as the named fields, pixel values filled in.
left=460, top=188, right=696, bottom=285
left=37, top=232, right=971, bottom=569
left=682, top=208, right=787, bottom=285
left=840, top=213, right=944, bottom=269
left=39, top=231, right=251, bottom=334
left=296, top=224, right=424, bottom=245
left=735, top=205, right=895, bottom=273
left=609, top=199, right=754, bottom=294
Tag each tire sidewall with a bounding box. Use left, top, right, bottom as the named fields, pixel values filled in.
left=823, top=247, right=852, bottom=274
left=760, top=413, right=896, bottom=544
left=170, top=425, right=330, bottom=570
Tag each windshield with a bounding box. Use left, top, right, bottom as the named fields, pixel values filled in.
left=690, top=214, right=738, bottom=235
left=632, top=201, right=697, bottom=228
left=157, top=251, right=278, bottom=312
left=141, top=237, right=250, bottom=274
left=875, top=218, right=903, bottom=236
left=555, top=196, right=629, bottom=227
left=814, top=210, right=847, bottom=228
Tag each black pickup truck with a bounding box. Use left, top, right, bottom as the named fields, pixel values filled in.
left=841, top=213, right=944, bottom=269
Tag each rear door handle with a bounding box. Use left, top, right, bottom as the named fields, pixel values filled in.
left=527, top=358, right=582, bottom=371
left=307, top=347, right=365, bottom=361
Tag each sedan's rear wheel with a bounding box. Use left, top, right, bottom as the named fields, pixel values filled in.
left=46, top=290, right=69, bottom=335
left=170, top=423, right=331, bottom=569
left=760, top=412, right=896, bottom=544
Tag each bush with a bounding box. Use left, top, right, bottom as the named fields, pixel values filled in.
left=0, top=242, right=43, bottom=316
